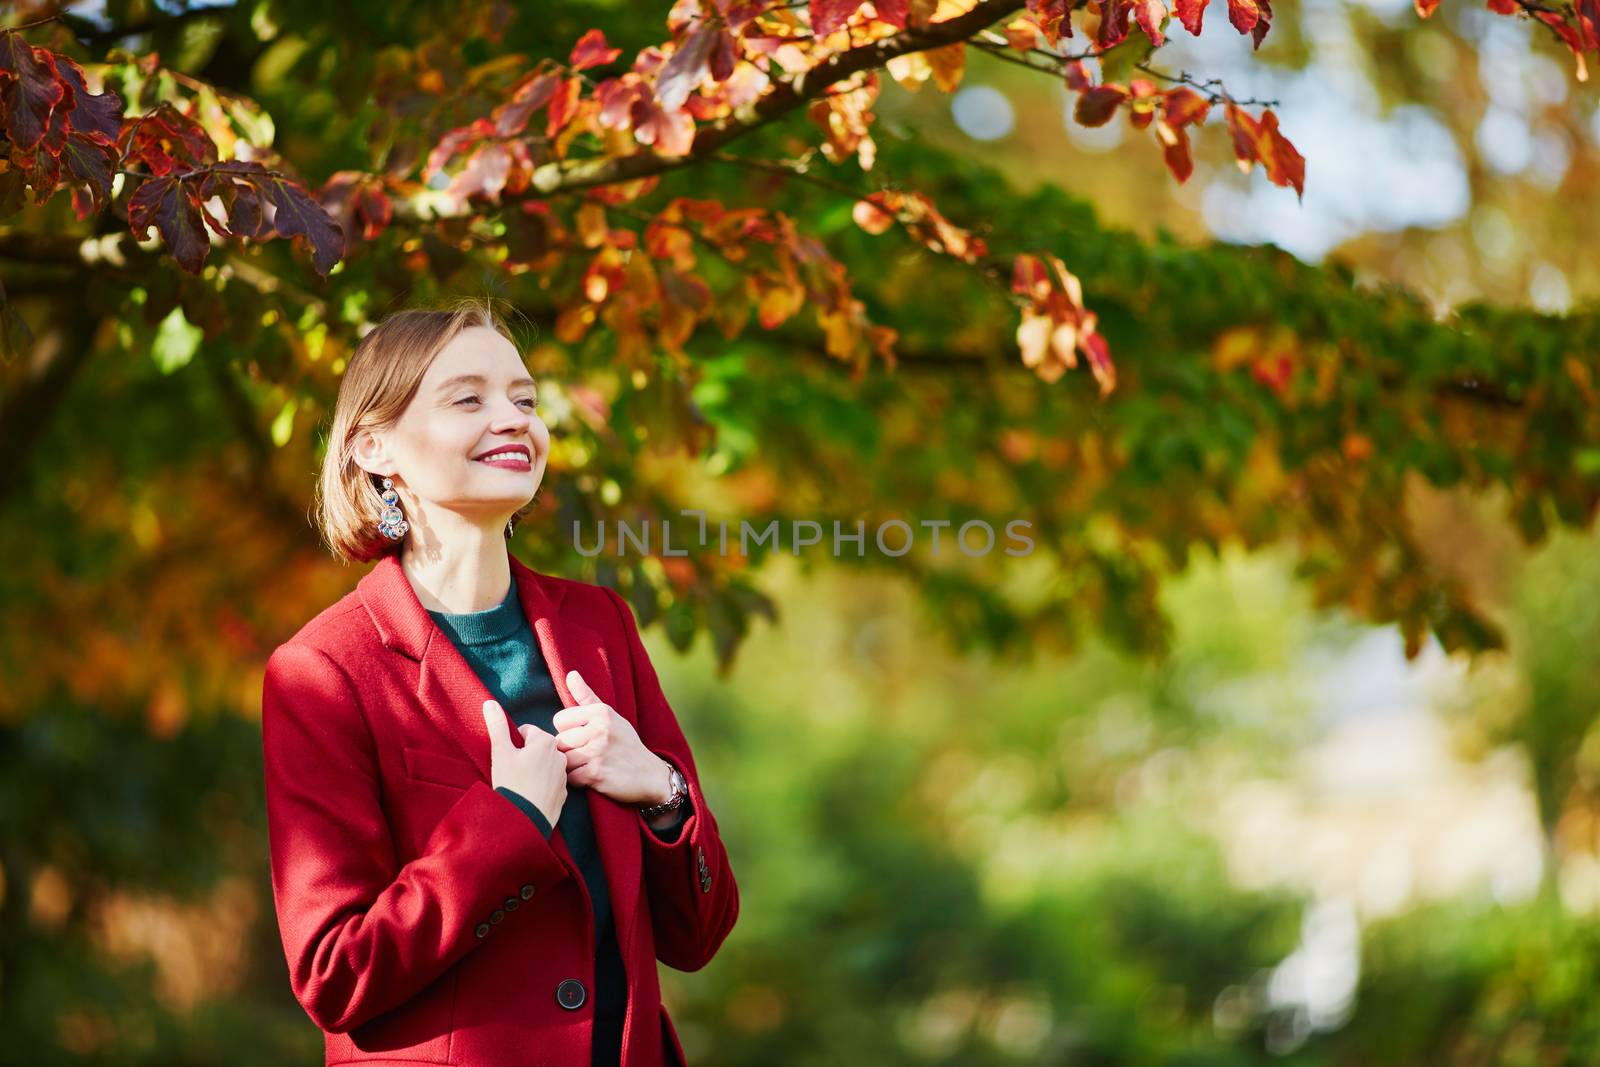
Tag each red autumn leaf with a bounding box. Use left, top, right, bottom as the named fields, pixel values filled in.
left=1163, top=86, right=1210, bottom=127
left=1173, top=0, right=1209, bottom=33
left=630, top=94, right=696, bottom=155
left=318, top=171, right=393, bottom=243
left=1227, top=0, right=1260, bottom=35
left=811, top=0, right=872, bottom=36
left=1224, top=101, right=1259, bottom=165
left=546, top=76, right=583, bottom=141
left=1126, top=79, right=1161, bottom=129
left=1251, top=0, right=1274, bottom=48
left=1027, top=0, right=1071, bottom=42
left=120, top=101, right=219, bottom=177
left=1155, top=119, right=1193, bottom=181
left=1096, top=0, right=1134, bottom=47
left=875, top=0, right=911, bottom=29
left=206, top=160, right=346, bottom=274
left=1080, top=324, right=1115, bottom=395
left=493, top=72, right=559, bottom=137
left=852, top=192, right=899, bottom=234
left=1133, top=0, right=1169, bottom=45
left=1075, top=84, right=1130, bottom=127
left=0, top=32, right=64, bottom=153
left=596, top=75, right=646, bottom=129
left=657, top=23, right=717, bottom=110
left=1012, top=253, right=1053, bottom=301
left=1253, top=108, right=1304, bottom=197
left=708, top=28, right=739, bottom=83
left=1225, top=103, right=1304, bottom=197
left=61, top=131, right=118, bottom=213
left=570, top=29, right=623, bottom=71
left=446, top=142, right=514, bottom=204
left=198, top=167, right=271, bottom=239
left=1251, top=352, right=1293, bottom=394
left=257, top=171, right=345, bottom=275
left=128, top=175, right=210, bottom=274
left=1063, top=61, right=1093, bottom=92
left=54, top=56, right=122, bottom=141
left=423, top=117, right=494, bottom=179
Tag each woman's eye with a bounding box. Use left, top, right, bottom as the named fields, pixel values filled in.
left=455, top=395, right=480, bottom=406
left=518, top=398, right=538, bottom=409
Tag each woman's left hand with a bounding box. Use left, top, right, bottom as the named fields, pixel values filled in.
left=553, top=669, right=673, bottom=806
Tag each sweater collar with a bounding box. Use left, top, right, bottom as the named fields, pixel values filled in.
left=425, top=579, right=523, bottom=646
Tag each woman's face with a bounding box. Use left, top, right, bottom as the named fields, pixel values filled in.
left=363, top=326, right=550, bottom=526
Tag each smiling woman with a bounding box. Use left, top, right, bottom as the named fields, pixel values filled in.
left=313, top=301, right=548, bottom=563
left=262, top=298, right=739, bottom=1066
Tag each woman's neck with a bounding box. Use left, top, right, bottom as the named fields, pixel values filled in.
left=400, top=531, right=512, bottom=614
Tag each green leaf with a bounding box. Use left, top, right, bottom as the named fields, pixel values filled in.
left=270, top=397, right=297, bottom=447
left=152, top=306, right=201, bottom=374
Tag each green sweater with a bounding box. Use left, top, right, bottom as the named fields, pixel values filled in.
left=427, top=581, right=688, bottom=1067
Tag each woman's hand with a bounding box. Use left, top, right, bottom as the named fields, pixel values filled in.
left=554, top=670, right=674, bottom=808
left=483, top=699, right=568, bottom=828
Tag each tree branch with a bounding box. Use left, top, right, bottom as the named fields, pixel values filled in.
left=486, top=0, right=1027, bottom=204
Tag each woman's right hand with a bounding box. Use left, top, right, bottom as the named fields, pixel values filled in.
left=483, top=699, right=567, bottom=828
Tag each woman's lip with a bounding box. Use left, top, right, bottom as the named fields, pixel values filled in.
left=475, top=455, right=533, bottom=469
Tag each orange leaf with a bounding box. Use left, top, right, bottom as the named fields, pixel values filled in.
left=1075, top=84, right=1129, bottom=127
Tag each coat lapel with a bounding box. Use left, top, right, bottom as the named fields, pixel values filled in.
left=357, top=549, right=643, bottom=960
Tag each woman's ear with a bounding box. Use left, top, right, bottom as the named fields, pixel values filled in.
left=350, top=429, right=396, bottom=479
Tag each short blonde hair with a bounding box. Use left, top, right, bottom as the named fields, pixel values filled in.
left=313, top=298, right=532, bottom=563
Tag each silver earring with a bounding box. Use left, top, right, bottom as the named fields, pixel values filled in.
left=377, top=477, right=409, bottom=540
left=505, top=515, right=517, bottom=539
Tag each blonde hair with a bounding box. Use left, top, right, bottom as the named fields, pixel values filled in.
left=313, top=298, right=532, bottom=563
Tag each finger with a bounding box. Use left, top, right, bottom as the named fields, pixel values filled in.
left=518, top=723, right=540, bottom=747
left=553, top=723, right=597, bottom=753
left=565, top=738, right=603, bottom=772
left=566, top=669, right=601, bottom=706
left=482, top=699, right=512, bottom=750
left=552, top=705, right=594, bottom=733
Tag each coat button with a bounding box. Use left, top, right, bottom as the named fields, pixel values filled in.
left=504, top=896, right=520, bottom=911
left=555, top=978, right=587, bottom=1010
left=520, top=883, right=536, bottom=900
left=474, top=922, right=491, bottom=939
left=490, top=908, right=506, bottom=924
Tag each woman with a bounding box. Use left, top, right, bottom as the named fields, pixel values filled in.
left=260, top=301, right=738, bottom=1067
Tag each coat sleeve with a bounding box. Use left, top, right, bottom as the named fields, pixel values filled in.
left=600, top=585, right=740, bottom=972
left=261, top=641, right=570, bottom=1034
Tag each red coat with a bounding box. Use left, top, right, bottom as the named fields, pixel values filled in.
left=260, top=549, right=739, bottom=1066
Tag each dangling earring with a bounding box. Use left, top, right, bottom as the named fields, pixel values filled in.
left=377, top=477, right=409, bottom=540
left=505, top=515, right=517, bottom=539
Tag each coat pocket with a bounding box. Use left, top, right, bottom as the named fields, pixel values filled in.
left=327, top=963, right=459, bottom=1065
left=402, top=745, right=481, bottom=790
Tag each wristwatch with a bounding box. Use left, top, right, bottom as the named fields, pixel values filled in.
left=639, top=765, right=688, bottom=819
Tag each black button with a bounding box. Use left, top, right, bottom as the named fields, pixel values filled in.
left=504, top=897, right=520, bottom=911
left=520, top=883, right=536, bottom=900
left=555, top=978, right=587, bottom=1010
left=490, top=909, right=505, bottom=924
left=475, top=922, right=491, bottom=939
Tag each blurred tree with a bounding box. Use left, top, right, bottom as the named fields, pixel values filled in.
left=0, top=0, right=1596, bottom=708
